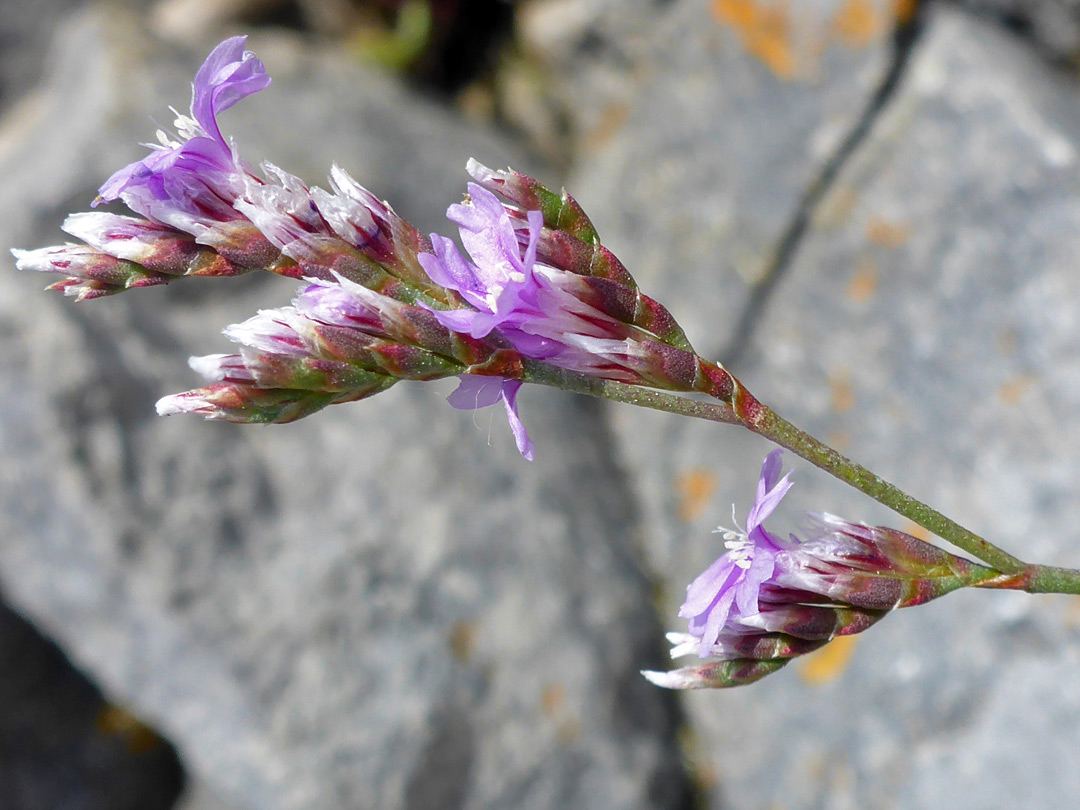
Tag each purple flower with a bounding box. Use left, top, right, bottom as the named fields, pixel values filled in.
left=417, top=179, right=689, bottom=459
left=419, top=185, right=546, bottom=344
left=95, top=36, right=270, bottom=233
left=643, top=451, right=1005, bottom=689
left=678, top=449, right=794, bottom=658
left=17, top=32, right=713, bottom=462
left=419, top=183, right=650, bottom=372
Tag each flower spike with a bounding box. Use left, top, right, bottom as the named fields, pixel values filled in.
left=12, top=35, right=760, bottom=459
left=644, top=451, right=1006, bottom=689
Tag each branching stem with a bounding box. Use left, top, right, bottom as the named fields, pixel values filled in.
left=523, top=360, right=1080, bottom=594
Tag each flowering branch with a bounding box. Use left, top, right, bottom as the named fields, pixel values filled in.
left=643, top=451, right=1075, bottom=690
left=522, top=361, right=1044, bottom=584
left=12, top=36, right=1080, bottom=691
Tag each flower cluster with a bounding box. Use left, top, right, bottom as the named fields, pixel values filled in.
left=643, top=451, right=1005, bottom=689
left=13, top=36, right=746, bottom=460
left=11, top=35, right=1053, bottom=704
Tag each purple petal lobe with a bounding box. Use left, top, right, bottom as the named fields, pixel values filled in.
left=95, top=37, right=270, bottom=231
left=191, top=36, right=271, bottom=143
left=446, top=375, right=503, bottom=410
left=680, top=555, right=736, bottom=617
left=419, top=235, right=481, bottom=299
left=676, top=451, right=797, bottom=657
left=746, top=449, right=793, bottom=531
left=499, top=379, right=534, bottom=461
left=445, top=376, right=534, bottom=460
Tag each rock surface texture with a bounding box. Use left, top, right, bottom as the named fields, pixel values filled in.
left=953, top=0, right=1080, bottom=60
left=5, top=1, right=1080, bottom=809
left=575, top=2, right=1080, bottom=807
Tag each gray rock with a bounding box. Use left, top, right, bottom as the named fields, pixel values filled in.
left=567, top=0, right=908, bottom=595
left=952, top=0, right=1080, bottom=61
left=597, top=5, right=1080, bottom=808
left=0, top=2, right=188, bottom=809
left=174, top=779, right=261, bottom=810
left=0, top=8, right=687, bottom=810
left=0, top=0, right=92, bottom=110
left=0, top=0, right=158, bottom=112
left=0, top=596, right=185, bottom=810
left=566, top=0, right=906, bottom=363
left=899, top=652, right=1080, bottom=806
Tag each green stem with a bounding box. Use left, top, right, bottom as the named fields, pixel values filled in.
left=754, top=408, right=1026, bottom=574
left=523, top=362, right=1080, bottom=594
left=522, top=361, right=1027, bottom=574
left=520, top=360, right=743, bottom=426
left=1028, top=565, right=1080, bottom=593
left=977, top=564, right=1080, bottom=594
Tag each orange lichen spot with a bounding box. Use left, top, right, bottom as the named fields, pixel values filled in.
left=692, top=760, right=721, bottom=791
left=996, top=327, right=1020, bottom=356
left=557, top=717, right=581, bottom=744
left=846, top=256, right=878, bottom=302
left=539, top=682, right=579, bottom=742
left=712, top=0, right=797, bottom=79
left=449, top=619, right=477, bottom=662
left=540, top=682, right=566, bottom=715
left=675, top=468, right=717, bottom=522
left=891, top=0, right=920, bottom=25
left=456, top=83, right=496, bottom=125
left=902, top=521, right=931, bottom=542
left=832, top=0, right=884, bottom=48
left=712, top=0, right=757, bottom=27
left=866, top=217, right=910, bottom=247
left=999, top=374, right=1035, bottom=406
left=676, top=726, right=721, bottom=789
left=95, top=704, right=162, bottom=754
left=819, top=184, right=860, bottom=225
left=1062, top=595, right=1080, bottom=629
left=798, top=634, right=859, bottom=684
left=826, top=428, right=851, bottom=453
left=583, top=102, right=630, bottom=152
left=829, top=372, right=855, bottom=413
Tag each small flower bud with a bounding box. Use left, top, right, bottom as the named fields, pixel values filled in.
left=12, top=245, right=168, bottom=297
left=156, top=381, right=393, bottom=424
